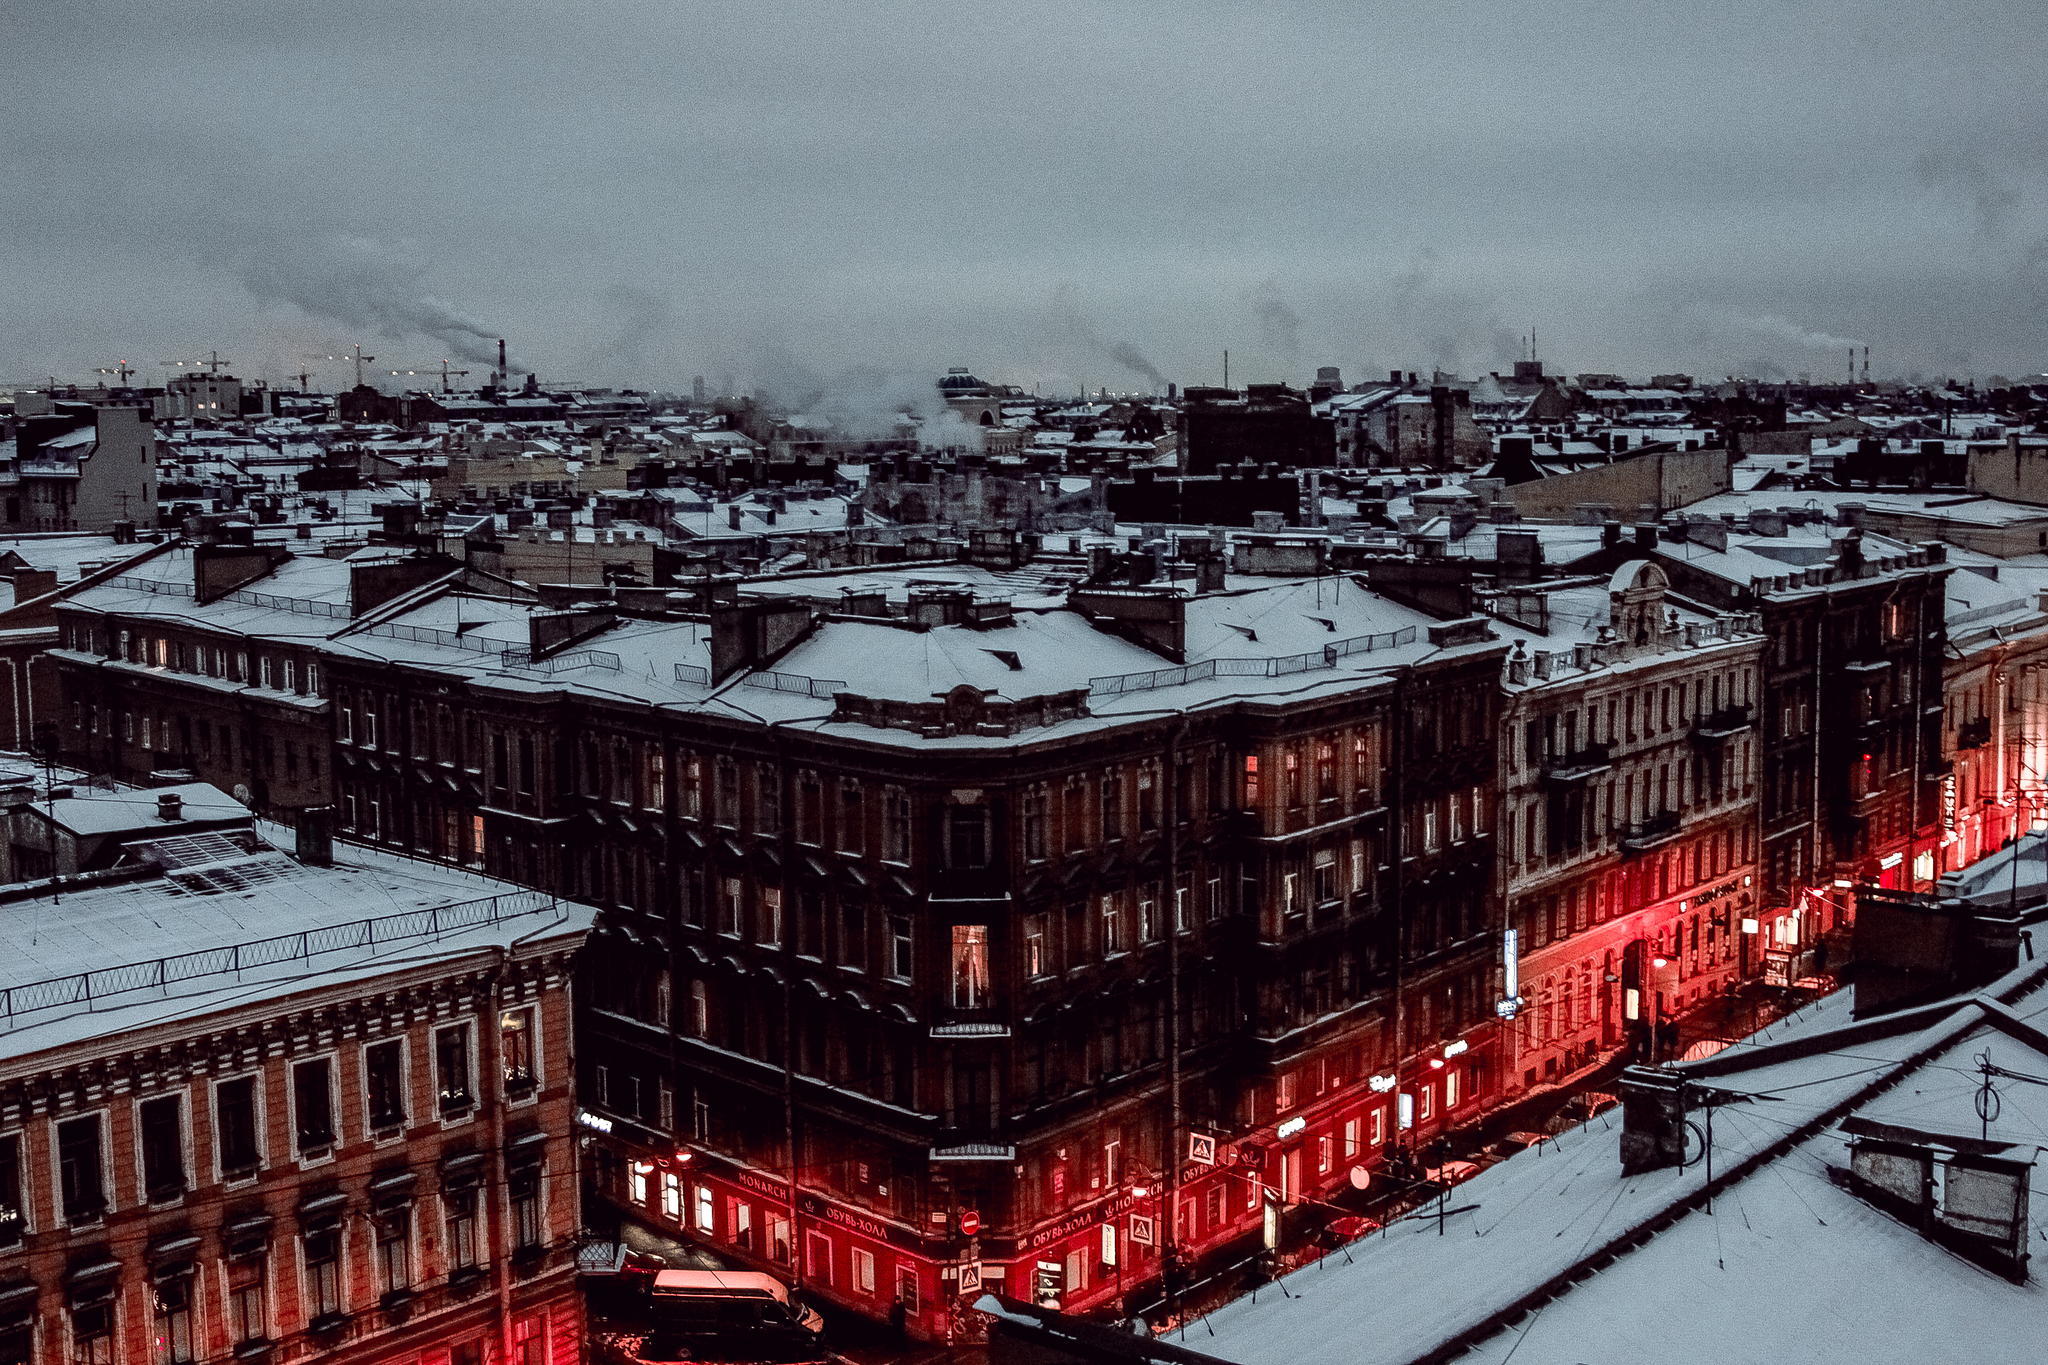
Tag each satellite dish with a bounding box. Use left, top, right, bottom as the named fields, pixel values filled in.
left=1349, top=1165, right=1372, bottom=1191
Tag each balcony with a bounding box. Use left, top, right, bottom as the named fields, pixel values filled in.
left=1619, top=810, right=1683, bottom=854
left=1543, top=742, right=1613, bottom=786
left=1691, top=704, right=1752, bottom=744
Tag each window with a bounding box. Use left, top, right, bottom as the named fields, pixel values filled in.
left=154, top=1273, right=197, bottom=1362
left=139, top=1094, right=186, bottom=1199
left=500, top=1009, right=538, bottom=1091
left=227, top=1254, right=268, bottom=1344
left=661, top=1172, right=683, bottom=1220
left=1024, top=913, right=1050, bottom=979
left=760, top=887, right=784, bottom=947
left=304, top=1228, right=344, bottom=1320
left=376, top=1207, right=413, bottom=1296
left=883, top=788, right=911, bottom=862
left=510, top=1166, right=543, bottom=1250
left=719, top=878, right=743, bottom=936
left=1098, top=773, right=1123, bottom=842
left=1313, top=848, right=1338, bottom=905
left=0, top=1134, right=20, bottom=1245
left=366, top=1040, right=406, bottom=1131
left=887, top=915, right=914, bottom=983
left=689, top=980, right=709, bottom=1037
left=1243, top=755, right=1260, bottom=808
left=436, top=1024, right=474, bottom=1114
left=516, top=1315, right=548, bottom=1365
left=948, top=803, right=989, bottom=868
left=1101, top=894, right=1126, bottom=955
left=852, top=1247, right=877, bottom=1295
left=951, top=925, right=990, bottom=1008
left=217, top=1076, right=261, bottom=1178
left=692, top=1182, right=715, bottom=1233
left=56, top=1114, right=105, bottom=1223
left=838, top=783, right=865, bottom=854
left=1023, top=789, right=1049, bottom=861
left=445, top=1187, right=481, bottom=1272
left=72, top=1302, right=114, bottom=1365
left=294, top=1058, right=335, bottom=1151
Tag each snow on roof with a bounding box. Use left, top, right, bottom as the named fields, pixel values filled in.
left=0, top=840, right=595, bottom=1063
left=1199, top=963, right=2048, bottom=1365
left=41, top=782, right=247, bottom=837
left=66, top=546, right=363, bottom=639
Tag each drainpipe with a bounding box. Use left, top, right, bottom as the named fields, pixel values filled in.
left=481, top=949, right=517, bottom=1365
left=1161, top=717, right=1187, bottom=1297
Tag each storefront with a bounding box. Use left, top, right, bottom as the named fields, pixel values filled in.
left=586, top=1117, right=953, bottom=1341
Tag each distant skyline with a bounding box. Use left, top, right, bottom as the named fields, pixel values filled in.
left=5, top=1, right=2044, bottom=398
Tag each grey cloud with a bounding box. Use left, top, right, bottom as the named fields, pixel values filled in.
left=5, top=0, right=2047, bottom=388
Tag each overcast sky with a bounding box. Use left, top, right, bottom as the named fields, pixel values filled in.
left=5, top=0, right=2044, bottom=399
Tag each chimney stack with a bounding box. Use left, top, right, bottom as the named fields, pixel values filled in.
left=156, top=792, right=184, bottom=822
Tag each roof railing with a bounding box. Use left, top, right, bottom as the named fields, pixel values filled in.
left=0, top=887, right=559, bottom=1028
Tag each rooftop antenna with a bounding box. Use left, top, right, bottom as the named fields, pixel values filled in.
left=1223, top=349, right=1230, bottom=389
left=1862, top=345, right=1870, bottom=386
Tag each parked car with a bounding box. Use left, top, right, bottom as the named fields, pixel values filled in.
left=651, top=1269, right=826, bottom=1336
left=1423, top=1159, right=1482, bottom=1186
left=1496, top=1130, right=1550, bottom=1153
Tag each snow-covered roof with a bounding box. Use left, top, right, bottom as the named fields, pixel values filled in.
left=1197, top=961, right=2048, bottom=1365
left=0, top=838, right=595, bottom=1064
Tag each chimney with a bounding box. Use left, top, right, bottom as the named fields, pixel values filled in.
left=1601, top=520, right=1623, bottom=549
left=156, top=791, right=184, bottom=822
left=1196, top=556, right=1226, bottom=593
left=296, top=805, right=336, bottom=866
left=1618, top=1067, right=1690, bottom=1175
left=728, top=506, right=743, bottom=531
left=1633, top=524, right=1659, bottom=549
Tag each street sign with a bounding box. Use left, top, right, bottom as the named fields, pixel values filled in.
left=1188, top=1132, right=1217, bottom=1166
left=958, top=1261, right=982, bottom=1295
left=1348, top=1164, right=1371, bottom=1191
left=958, top=1208, right=981, bottom=1238
left=1129, top=1213, right=1156, bottom=1246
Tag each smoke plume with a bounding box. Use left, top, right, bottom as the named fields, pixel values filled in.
left=1051, top=283, right=1167, bottom=391
left=239, top=233, right=502, bottom=367
left=1249, top=277, right=1302, bottom=359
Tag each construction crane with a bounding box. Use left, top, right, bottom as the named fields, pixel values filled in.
left=92, top=362, right=139, bottom=387
left=306, top=344, right=377, bottom=389
left=386, top=360, right=471, bottom=393
left=159, top=350, right=232, bottom=381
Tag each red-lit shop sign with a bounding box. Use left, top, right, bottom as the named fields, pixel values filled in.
left=1011, top=1191, right=1135, bottom=1254
left=797, top=1194, right=926, bottom=1252
left=730, top=1168, right=792, bottom=1205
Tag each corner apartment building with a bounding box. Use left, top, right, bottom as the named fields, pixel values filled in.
left=279, top=558, right=1505, bottom=1339
left=0, top=828, right=592, bottom=1365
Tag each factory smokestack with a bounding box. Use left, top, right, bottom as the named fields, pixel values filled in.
left=497, top=338, right=508, bottom=389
